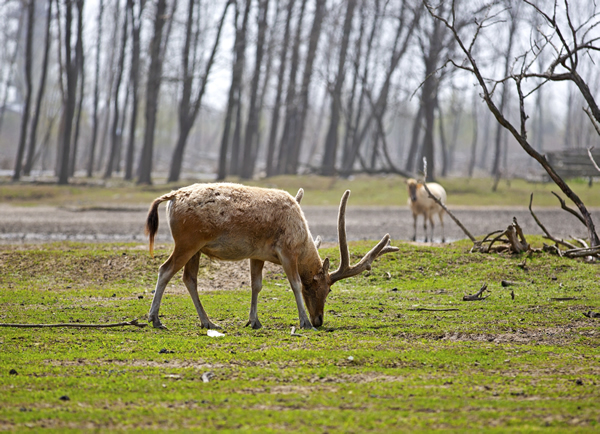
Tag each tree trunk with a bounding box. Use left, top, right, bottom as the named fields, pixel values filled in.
left=320, top=0, right=356, bottom=176
left=341, top=0, right=381, bottom=176
left=217, top=0, right=251, bottom=180
left=69, top=6, right=85, bottom=178
left=228, top=0, right=252, bottom=177
left=276, top=0, right=307, bottom=175
left=137, top=0, right=169, bottom=185
left=168, top=0, right=230, bottom=183
left=0, top=9, right=24, bottom=137
left=24, top=0, right=53, bottom=176
left=240, top=0, right=270, bottom=180
left=491, top=6, right=517, bottom=178
left=286, top=0, right=325, bottom=174
left=124, top=0, right=145, bottom=180
left=87, top=0, right=105, bottom=177
left=437, top=103, right=448, bottom=177
left=404, top=103, right=423, bottom=173
left=346, top=2, right=421, bottom=176
left=57, top=0, right=82, bottom=185
left=12, top=0, right=35, bottom=181
left=468, top=89, right=478, bottom=177
left=265, top=0, right=295, bottom=177
left=420, top=77, right=436, bottom=181
left=419, top=15, right=443, bottom=182
left=105, top=2, right=128, bottom=179
left=340, top=0, right=366, bottom=177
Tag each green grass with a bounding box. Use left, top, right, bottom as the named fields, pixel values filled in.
left=1, top=175, right=599, bottom=207
left=1, top=240, right=599, bottom=431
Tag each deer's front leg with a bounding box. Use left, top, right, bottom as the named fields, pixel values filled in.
left=281, top=256, right=314, bottom=330
left=246, top=259, right=264, bottom=329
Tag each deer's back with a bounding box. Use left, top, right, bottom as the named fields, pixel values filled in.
left=166, top=183, right=311, bottom=261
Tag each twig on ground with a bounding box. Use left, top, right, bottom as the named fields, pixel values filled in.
left=501, top=280, right=523, bottom=287
left=0, top=319, right=148, bottom=328
left=583, top=311, right=600, bottom=318
left=463, top=283, right=489, bottom=301
left=550, top=297, right=578, bottom=301
left=408, top=307, right=460, bottom=312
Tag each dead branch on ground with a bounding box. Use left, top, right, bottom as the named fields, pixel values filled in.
left=463, top=283, right=489, bottom=301
left=408, top=307, right=460, bottom=312
left=471, top=217, right=531, bottom=254
left=0, top=319, right=148, bottom=328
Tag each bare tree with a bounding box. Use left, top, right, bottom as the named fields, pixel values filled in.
left=0, top=6, right=24, bottom=137
left=24, top=0, right=53, bottom=176
left=284, top=0, right=326, bottom=174
left=69, top=4, right=85, bottom=178
left=104, top=3, right=128, bottom=179
left=12, top=0, right=35, bottom=181
left=240, top=0, right=270, bottom=179
left=168, top=0, right=232, bottom=182
left=426, top=0, right=600, bottom=247
left=87, top=0, right=105, bottom=177
left=216, top=0, right=252, bottom=180
left=320, top=0, right=357, bottom=176
left=56, top=0, right=84, bottom=185
left=265, top=0, right=295, bottom=177
left=347, top=1, right=421, bottom=175
left=275, top=0, right=308, bottom=175
left=124, top=0, right=146, bottom=180
left=491, top=0, right=518, bottom=182
left=137, top=0, right=172, bottom=185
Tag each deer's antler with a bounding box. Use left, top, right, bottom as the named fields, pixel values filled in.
left=329, top=190, right=399, bottom=284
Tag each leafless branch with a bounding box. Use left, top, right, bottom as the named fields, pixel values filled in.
left=587, top=147, right=600, bottom=172
left=529, top=193, right=578, bottom=249
left=584, top=108, right=600, bottom=136
left=551, top=191, right=586, bottom=226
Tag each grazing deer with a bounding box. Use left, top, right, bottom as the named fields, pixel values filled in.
left=406, top=178, right=447, bottom=242
left=145, top=183, right=398, bottom=330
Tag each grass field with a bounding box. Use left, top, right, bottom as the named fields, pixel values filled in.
left=1, top=239, right=599, bottom=431
left=1, top=174, right=599, bottom=208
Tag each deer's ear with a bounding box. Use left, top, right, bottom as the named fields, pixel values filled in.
left=322, top=258, right=330, bottom=275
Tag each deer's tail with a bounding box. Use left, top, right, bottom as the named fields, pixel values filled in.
left=145, top=193, right=177, bottom=257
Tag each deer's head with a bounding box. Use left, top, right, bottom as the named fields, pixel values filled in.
left=302, top=190, right=398, bottom=328
left=407, top=178, right=419, bottom=202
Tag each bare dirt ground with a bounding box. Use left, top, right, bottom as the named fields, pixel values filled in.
left=0, top=203, right=598, bottom=245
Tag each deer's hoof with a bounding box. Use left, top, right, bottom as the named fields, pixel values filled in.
left=149, top=315, right=167, bottom=329
left=299, top=319, right=314, bottom=330
left=245, top=319, right=262, bottom=329
left=203, top=322, right=221, bottom=330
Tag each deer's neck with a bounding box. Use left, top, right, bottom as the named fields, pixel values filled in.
left=297, top=240, right=323, bottom=285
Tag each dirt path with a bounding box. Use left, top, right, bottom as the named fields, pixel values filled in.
left=1, top=203, right=598, bottom=244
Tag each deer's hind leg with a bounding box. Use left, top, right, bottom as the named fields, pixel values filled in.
left=245, top=259, right=264, bottom=329
left=148, top=244, right=200, bottom=329
left=183, top=251, right=220, bottom=330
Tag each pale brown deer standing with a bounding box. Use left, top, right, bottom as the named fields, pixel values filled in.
left=406, top=178, right=447, bottom=243
left=144, top=183, right=398, bottom=330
